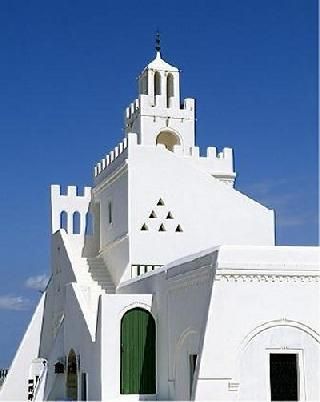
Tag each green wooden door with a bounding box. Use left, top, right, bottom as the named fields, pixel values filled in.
left=121, top=308, right=156, bottom=394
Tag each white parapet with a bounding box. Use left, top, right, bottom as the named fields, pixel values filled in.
left=50, top=185, right=92, bottom=235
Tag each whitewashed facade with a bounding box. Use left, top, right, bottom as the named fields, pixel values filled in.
left=0, top=49, right=319, bottom=401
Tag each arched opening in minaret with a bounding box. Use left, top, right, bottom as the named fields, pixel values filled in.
left=139, top=74, right=148, bottom=95
left=154, top=71, right=161, bottom=104
left=156, top=131, right=181, bottom=151
left=167, top=73, right=174, bottom=107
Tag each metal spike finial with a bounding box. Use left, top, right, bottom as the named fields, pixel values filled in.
left=155, top=30, right=161, bottom=53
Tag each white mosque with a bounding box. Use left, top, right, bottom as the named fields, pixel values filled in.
left=0, top=41, right=319, bottom=401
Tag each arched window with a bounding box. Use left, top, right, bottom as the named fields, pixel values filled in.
left=85, top=212, right=93, bottom=235
left=72, top=212, right=81, bottom=234
left=156, top=131, right=181, bottom=151
left=66, top=350, right=78, bottom=400
left=60, top=211, right=68, bottom=233
left=121, top=308, right=156, bottom=394
left=139, top=75, right=148, bottom=95
left=154, top=71, right=161, bottom=105
left=167, top=73, right=174, bottom=107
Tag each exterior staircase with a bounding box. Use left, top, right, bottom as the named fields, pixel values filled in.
left=86, top=257, right=116, bottom=293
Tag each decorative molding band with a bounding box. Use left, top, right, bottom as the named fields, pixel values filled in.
left=215, top=273, right=320, bottom=283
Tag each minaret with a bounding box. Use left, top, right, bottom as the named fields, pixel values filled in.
left=124, top=34, right=196, bottom=151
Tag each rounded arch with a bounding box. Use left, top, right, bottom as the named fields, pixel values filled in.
left=235, top=320, right=320, bottom=401
left=72, top=211, right=81, bottom=234
left=156, top=130, right=181, bottom=151
left=154, top=71, right=161, bottom=96
left=60, top=211, right=68, bottom=232
left=240, top=319, right=320, bottom=352
left=66, top=349, right=78, bottom=400
left=120, top=307, right=156, bottom=394
left=167, top=73, right=174, bottom=107
left=174, top=328, right=200, bottom=401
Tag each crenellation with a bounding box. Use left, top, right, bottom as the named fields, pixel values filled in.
left=94, top=136, right=131, bottom=177
left=183, top=98, right=195, bottom=111
left=50, top=184, right=92, bottom=234
left=172, top=145, right=184, bottom=156
left=67, top=186, right=77, bottom=197
left=207, top=147, right=217, bottom=158
left=190, top=146, right=200, bottom=158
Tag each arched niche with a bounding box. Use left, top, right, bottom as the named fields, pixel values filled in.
left=120, top=308, right=156, bottom=394
left=66, top=349, right=78, bottom=400
left=167, top=73, right=174, bottom=107
left=156, top=131, right=181, bottom=151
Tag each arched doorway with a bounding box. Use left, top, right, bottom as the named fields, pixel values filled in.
left=66, top=349, right=78, bottom=400
left=156, top=131, right=181, bottom=151
left=120, top=308, right=156, bottom=394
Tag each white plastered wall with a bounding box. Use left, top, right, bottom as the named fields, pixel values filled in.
left=128, top=144, right=275, bottom=276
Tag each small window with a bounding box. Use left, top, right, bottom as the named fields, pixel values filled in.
left=167, top=73, right=174, bottom=107
left=176, top=225, right=183, bottom=232
left=166, top=211, right=174, bottom=219
left=189, top=354, right=197, bottom=398
left=72, top=212, right=81, bottom=234
left=159, top=224, right=166, bottom=232
left=270, top=353, right=298, bottom=401
left=60, top=211, right=68, bottom=232
left=141, top=223, right=148, bottom=231
left=81, top=372, right=87, bottom=401
left=149, top=210, right=157, bottom=218
left=157, top=198, right=165, bottom=206
left=154, top=71, right=161, bottom=95
left=108, top=201, right=112, bottom=224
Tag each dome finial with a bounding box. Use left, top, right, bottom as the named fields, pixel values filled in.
left=155, top=30, right=161, bottom=56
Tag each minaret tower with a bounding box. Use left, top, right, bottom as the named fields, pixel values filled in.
left=125, top=33, right=196, bottom=151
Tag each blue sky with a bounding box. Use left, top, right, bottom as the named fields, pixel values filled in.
left=0, top=0, right=317, bottom=368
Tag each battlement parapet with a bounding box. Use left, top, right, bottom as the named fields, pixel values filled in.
left=51, top=185, right=91, bottom=199
left=172, top=144, right=233, bottom=161
left=94, top=133, right=139, bottom=186
left=171, top=144, right=235, bottom=183
left=125, top=99, right=140, bottom=120
left=51, top=185, right=92, bottom=235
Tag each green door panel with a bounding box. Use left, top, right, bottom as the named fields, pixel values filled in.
left=120, top=308, right=156, bottom=394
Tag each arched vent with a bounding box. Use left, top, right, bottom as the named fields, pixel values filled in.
left=156, top=131, right=180, bottom=152
left=167, top=73, right=174, bottom=107
left=72, top=212, right=81, bottom=234
left=60, top=211, right=68, bottom=232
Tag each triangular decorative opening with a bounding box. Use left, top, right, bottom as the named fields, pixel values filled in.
left=149, top=210, right=157, bottom=218
left=175, top=225, right=183, bottom=232
left=166, top=211, right=174, bottom=219
left=159, top=224, right=166, bottom=232
left=157, top=198, right=165, bottom=206
left=141, top=223, right=149, bottom=231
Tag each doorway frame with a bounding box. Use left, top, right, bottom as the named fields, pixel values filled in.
left=265, top=348, right=305, bottom=401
